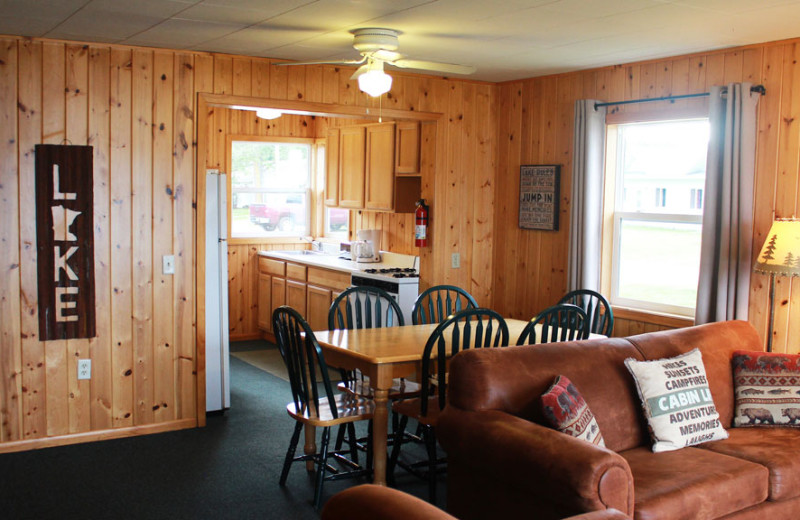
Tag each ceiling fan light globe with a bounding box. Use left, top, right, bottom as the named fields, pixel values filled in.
left=358, top=70, right=392, bottom=97
left=255, top=108, right=282, bottom=120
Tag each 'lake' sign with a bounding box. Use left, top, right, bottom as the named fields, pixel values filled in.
left=35, top=144, right=96, bottom=341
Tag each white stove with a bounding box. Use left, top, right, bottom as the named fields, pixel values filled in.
left=350, top=263, right=420, bottom=325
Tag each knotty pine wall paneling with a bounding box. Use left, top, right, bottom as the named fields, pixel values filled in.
left=490, top=40, right=800, bottom=353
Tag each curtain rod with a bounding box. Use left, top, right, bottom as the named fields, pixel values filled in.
left=594, top=84, right=766, bottom=110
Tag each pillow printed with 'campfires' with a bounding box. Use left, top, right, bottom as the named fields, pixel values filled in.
left=625, top=348, right=728, bottom=452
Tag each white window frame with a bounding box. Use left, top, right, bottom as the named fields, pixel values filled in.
left=610, top=212, right=702, bottom=316
left=602, top=111, right=709, bottom=319
left=227, top=136, right=314, bottom=240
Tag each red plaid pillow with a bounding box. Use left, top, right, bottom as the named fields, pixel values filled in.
left=541, top=375, right=605, bottom=446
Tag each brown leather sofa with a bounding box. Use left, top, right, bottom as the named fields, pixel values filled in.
left=437, top=321, right=800, bottom=520
left=321, top=484, right=630, bottom=520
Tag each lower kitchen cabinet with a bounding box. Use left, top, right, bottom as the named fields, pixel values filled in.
left=286, top=279, right=307, bottom=316
left=307, top=284, right=333, bottom=331
left=257, top=272, right=272, bottom=332
left=270, top=277, right=286, bottom=325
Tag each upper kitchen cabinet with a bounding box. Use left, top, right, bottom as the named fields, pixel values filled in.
left=365, top=122, right=396, bottom=211
left=395, top=121, right=420, bottom=175
left=324, top=120, right=426, bottom=213
left=338, top=126, right=367, bottom=209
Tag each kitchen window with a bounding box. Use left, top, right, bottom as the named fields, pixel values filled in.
left=228, top=137, right=312, bottom=238
left=603, top=118, right=709, bottom=317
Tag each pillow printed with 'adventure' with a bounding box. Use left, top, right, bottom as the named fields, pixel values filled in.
left=624, top=348, right=728, bottom=452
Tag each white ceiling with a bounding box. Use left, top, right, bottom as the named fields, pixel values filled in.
left=3, top=0, right=800, bottom=82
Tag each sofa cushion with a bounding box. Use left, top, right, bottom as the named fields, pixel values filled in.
left=732, top=350, right=800, bottom=427
left=624, top=348, right=728, bottom=452
left=541, top=375, right=605, bottom=446
left=620, top=446, right=769, bottom=520
left=698, top=427, right=800, bottom=501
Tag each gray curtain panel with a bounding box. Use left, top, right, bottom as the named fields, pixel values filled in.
left=695, top=83, right=760, bottom=324
left=568, top=99, right=607, bottom=292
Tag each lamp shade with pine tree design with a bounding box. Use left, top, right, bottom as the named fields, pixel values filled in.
left=754, top=219, right=800, bottom=276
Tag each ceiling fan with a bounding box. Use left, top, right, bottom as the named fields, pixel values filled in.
left=280, top=28, right=476, bottom=96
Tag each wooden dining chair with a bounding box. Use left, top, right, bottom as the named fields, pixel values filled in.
left=516, top=303, right=590, bottom=345
left=558, top=289, right=614, bottom=336
left=273, top=305, right=375, bottom=510
left=389, top=307, right=509, bottom=502
left=411, top=285, right=479, bottom=325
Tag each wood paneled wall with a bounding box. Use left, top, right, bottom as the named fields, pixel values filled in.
left=0, top=40, right=198, bottom=450
left=492, top=39, right=800, bottom=353
left=0, top=36, right=496, bottom=450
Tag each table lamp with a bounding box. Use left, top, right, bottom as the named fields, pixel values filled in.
left=753, top=218, right=800, bottom=352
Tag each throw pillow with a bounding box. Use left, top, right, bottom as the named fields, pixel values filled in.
left=732, top=350, right=800, bottom=427
left=624, top=348, right=728, bottom=452
left=540, top=375, right=605, bottom=447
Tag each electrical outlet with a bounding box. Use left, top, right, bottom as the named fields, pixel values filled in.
left=163, top=255, right=175, bottom=275
left=451, top=252, right=461, bottom=269
left=77, top=359, right=91, bottom=380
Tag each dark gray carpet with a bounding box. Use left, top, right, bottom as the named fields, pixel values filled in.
left=0, top=341, right=445, bottom=519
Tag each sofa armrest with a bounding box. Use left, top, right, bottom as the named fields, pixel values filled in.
left=321, top=484, right=456, bottom=520
left=438, top=407, right=634, bottom=516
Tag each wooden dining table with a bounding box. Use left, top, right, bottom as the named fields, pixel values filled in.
left=312, top=319, right=605, bottom=485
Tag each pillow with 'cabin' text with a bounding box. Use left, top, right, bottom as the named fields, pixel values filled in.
left=624, top=348, right=728, bottom=452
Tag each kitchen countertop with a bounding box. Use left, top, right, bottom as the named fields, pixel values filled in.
left=258, top=250, right=418, bottom=275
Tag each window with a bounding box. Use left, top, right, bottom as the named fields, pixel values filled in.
left=605, top=118, right=709, bottom=316
left=229, top=139, right=312, bottom=238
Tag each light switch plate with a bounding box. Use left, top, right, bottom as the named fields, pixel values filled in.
left=451, top=253, right=460, bottom=269
left=163, top=255, right=175, bottom=275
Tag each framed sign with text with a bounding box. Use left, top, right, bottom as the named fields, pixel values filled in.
left=35, top=144, right=96, bottom=341
left=519, top=164, right=560, bottom=231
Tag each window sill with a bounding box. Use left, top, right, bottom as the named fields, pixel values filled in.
left=612, top=306, right=694, bottom=329
left=228, top=237, right=311, bottom=246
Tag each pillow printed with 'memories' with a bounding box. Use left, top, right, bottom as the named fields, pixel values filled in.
left=733, top=350, right=800, bottom=427
left=625, top=348, right=728, bottom=452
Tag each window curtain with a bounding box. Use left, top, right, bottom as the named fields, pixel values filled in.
left=695, top=83, right=760, bottom=324
left=568, top=100, right=607, bottom=292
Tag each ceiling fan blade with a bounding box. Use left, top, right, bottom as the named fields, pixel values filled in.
left=276, top=57, right=366, bottom=67
left=389, top=59, right=476, bottom=75
left=349, top=64, right=370, bottom=80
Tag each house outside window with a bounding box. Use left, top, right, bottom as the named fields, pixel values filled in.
left=229, top=138, right=312, bottom=238
left=604, top=118, right=709, bottom=317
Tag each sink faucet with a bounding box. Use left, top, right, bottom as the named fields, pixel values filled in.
left=299, top=236, right=321, bottom=251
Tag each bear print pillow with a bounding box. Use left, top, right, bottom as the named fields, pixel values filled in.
left=732, top=350, right=800, bottom=427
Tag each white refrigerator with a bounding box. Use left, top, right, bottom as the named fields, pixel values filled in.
left=205, top=170, right=230, bottom=412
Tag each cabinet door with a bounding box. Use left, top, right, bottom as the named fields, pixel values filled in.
left=307, top=284, right=333, bottom=331
left=365, top=122, right=395, bottom=211
left=286, top=279, right=307, bottom=317
left=324, top=127, right=340, bottom=207
left=395, top=121, right=420, bottom=175
left=257, top=272, right=272, bottom=332
left=338, top=126, right=366, bottom=208
left=271, top=276, right=286, bottom=323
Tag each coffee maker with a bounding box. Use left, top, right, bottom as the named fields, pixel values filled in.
left=351, top=229, right=381, bottom=263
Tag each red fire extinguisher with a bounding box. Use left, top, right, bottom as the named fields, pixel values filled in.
left=415, top=199, right=429, bottom=247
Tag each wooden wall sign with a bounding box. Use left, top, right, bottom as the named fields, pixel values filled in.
left=35, top=144, right=96, bottom=341
left=519, top=164, right=560, bottom=231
